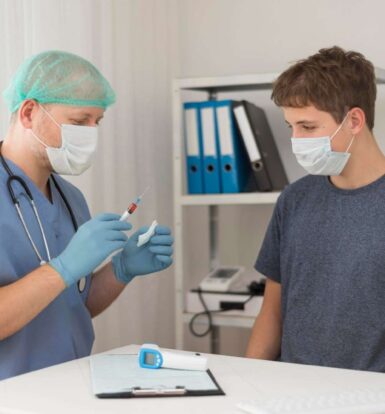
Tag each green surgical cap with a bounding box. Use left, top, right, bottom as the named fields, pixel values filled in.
left=3, top=50, right=116, bottom=112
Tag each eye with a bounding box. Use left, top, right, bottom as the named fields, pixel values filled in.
left=286, top=124, right=292, bottom=129
left=302, top=125, right=315, bottom=131
left=70, top=119, right=87, bottom=126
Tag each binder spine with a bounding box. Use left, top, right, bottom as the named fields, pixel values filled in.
left=183, top=102, right=204, bottom=194
left=215, top=100, right=250, bottom=193
left=233, top=103, right=272, bottom=191
left=200, top=101, right=222, bottom=194
left=240, top=101, right=288, bottom=190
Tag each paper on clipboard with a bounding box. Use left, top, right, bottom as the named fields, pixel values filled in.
left=90, top=354, right=222, bottom=397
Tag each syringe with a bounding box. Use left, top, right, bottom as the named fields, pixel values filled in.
left=119, top=187, right=150, bottom=221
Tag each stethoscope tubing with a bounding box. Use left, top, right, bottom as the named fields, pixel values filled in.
left=0, top=145, right=86, bottom=293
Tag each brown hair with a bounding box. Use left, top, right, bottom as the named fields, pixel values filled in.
left=271, top=46, right=377, bottom=130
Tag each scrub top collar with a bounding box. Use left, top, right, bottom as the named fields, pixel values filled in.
left=0, top=155, right=59, bottom=208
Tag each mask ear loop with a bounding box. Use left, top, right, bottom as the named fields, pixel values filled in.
left=330, top=111, right=350, bottom=141
left=29, top=129, right=49, bottom=148
left=330, top=111, right=356, bottom=153
left=38, top=104, right=61, bottom=128
left=29, top=104, right=63, bottom=149
left=345, top=134, right=356, bottom=153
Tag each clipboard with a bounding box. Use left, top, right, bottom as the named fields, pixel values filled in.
left=90, top=354, right=225, bottom=398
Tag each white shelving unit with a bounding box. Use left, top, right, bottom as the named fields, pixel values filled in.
left=181, top=192, right=280, bottom=206
left=172, top=72, right=282, bottom=353
left=172, top=69, right=385, bottom=353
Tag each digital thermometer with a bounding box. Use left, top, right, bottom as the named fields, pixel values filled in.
left=138, top=344, right=208, bottom=371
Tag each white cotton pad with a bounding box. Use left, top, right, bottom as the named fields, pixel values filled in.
left=137, top=220, right=158, bottom=247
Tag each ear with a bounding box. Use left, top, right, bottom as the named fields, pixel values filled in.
left=18, top=100, right=40, bottom=129
left=348, top=107, right=366, bottom=135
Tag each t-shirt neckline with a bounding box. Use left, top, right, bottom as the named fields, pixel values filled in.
left=323, top=173, right=385, bottom=195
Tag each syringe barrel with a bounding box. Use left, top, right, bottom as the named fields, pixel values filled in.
left=128, top=203, right=138, bottom=214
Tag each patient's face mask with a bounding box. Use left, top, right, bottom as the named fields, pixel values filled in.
left=291, top=112, right=355, bottom=176
left=29, top=105, right=98, bottom=175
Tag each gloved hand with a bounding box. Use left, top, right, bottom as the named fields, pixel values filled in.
left=50, top=213, right=132, bottom=287
left=112, top=225, right=173, bottom=284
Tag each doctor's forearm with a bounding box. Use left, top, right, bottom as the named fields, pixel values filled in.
left=0, top=265, right=65, bottom=341
left=86, top=262, right=126, bottom=318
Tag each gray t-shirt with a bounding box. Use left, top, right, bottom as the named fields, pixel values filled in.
left=255, top=173, right=385, bottom=372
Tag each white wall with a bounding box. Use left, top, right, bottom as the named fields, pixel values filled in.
left=177, top=0, right=385, bottom=356
left=177, top=0, right=385, bottom=76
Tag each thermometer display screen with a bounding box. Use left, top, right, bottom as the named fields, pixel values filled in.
left=144, top=352, right=155, bottom=365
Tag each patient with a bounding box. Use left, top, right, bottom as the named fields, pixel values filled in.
left=246, top=46, right=385, bottom=372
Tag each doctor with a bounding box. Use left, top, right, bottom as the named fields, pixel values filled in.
left=0, top=50, right=173, bottom=380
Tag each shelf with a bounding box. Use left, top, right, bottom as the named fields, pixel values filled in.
left=173, top=68, right=385, bottom=94
left=183, top=312, right=256, bottom=329
left=179, top=192, right=280, bottom=206
left=174, top=72, right=280, bottom=93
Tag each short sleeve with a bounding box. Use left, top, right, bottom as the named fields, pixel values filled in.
left=254, top=194, right=284, bottom=283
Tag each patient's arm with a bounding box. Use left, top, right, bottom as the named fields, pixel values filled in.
left=246, top=278, right=282, bottom=360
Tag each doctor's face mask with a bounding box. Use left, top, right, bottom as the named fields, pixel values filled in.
left=29, top=105, right=99, bottom=175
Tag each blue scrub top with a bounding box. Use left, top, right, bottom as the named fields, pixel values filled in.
left=0, top=158, right=94, bottom=380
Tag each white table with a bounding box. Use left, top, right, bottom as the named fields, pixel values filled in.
left=1, top=345, right=385, bottom=413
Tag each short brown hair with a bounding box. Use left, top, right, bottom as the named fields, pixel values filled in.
left=271, top=46, right=377, bottom=130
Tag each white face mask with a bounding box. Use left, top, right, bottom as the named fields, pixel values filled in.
left=291, top=112, right=355, bottom=176
left=29, top=105, right=98, bottom=175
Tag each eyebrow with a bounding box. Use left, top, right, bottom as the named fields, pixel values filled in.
left=285, top=119, right=317, bottom=125
left=69, top=113, right=104, bottom=121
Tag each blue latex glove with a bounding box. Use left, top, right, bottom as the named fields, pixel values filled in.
left=50, top=213, right=132, bottom=287
left=112, top=225, right=173, bottom=284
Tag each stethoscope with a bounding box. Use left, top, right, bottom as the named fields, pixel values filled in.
left=0, top=144, right=87, bottom=293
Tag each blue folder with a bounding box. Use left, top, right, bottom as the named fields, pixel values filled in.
left=183, top=102, right=204, bottom=194
left=214, top=100, right=250, bottom=193
left=199, top=101, right=221, bottom=193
